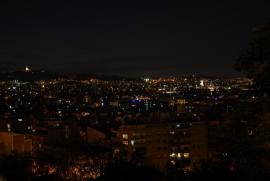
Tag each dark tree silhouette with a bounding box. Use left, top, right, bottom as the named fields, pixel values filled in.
left=0, top=153, right=32, bottom=181
left=236, top=23, right=270, bottom=93
left=96, top=161, right=163, bottom=181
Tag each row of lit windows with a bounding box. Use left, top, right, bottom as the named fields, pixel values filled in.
left=122, top=133, right=191, bottom=146
left=122, top=131, right=191, bottom=140
left=170, top=152, right=190, bottom=159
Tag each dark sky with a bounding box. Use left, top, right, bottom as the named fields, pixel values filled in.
left=0, top=1, right=269, bottom=77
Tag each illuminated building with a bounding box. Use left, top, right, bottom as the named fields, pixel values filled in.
left=116, top=121, right=208, bottom=170
left=0, top=131, right=32, bottom=155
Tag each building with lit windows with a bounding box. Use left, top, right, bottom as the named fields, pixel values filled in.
left=116, top=121, right=207, bottom=170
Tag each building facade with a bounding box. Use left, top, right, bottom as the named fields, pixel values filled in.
left=0, top=131, right=32, bottom=156
left=116, top=121, right=207, bottom=170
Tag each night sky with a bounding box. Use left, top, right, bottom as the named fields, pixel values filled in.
left=0, top=1, right=269, bottom=77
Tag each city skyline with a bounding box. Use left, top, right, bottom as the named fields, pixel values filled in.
left=0, top=1, right=269, bottom=180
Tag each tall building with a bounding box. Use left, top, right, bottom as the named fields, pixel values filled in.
left=116, top=121, right=208, bottom=170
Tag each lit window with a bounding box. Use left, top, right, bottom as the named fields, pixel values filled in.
left=122, top=134, right=128, bottom=139
left=114, top=148, right=120, bottom=154
left=183, top=153, right=190, bottom=158
left=177, top=153, right=181, bottom=158
left=7, top=123, right=11, bottom=131
left=248, top=130, right=254, bottom=136
left=123, top=141, right=128, bottom=145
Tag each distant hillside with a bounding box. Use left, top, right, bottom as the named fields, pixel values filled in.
left=0, top=70, right=65, bottom=81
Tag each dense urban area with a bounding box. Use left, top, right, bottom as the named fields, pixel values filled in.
left=1, top=2, right=270, bottom=180
left=0, top=65, right=269, bottom=181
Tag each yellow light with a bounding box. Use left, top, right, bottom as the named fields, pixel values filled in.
left=122, top=141, right=128, bottom=145
left=177, top=99, right=186, bottom=104
left=170, top=153, right=176, bottom=158
left=183, top=153, right=190, bottom=158
left=208, top=87, right=215, bottom=92
left=122, top=134, right=128, bottom=139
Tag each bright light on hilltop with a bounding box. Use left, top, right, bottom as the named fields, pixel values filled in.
left=25, top=66, right=31, bottom=72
